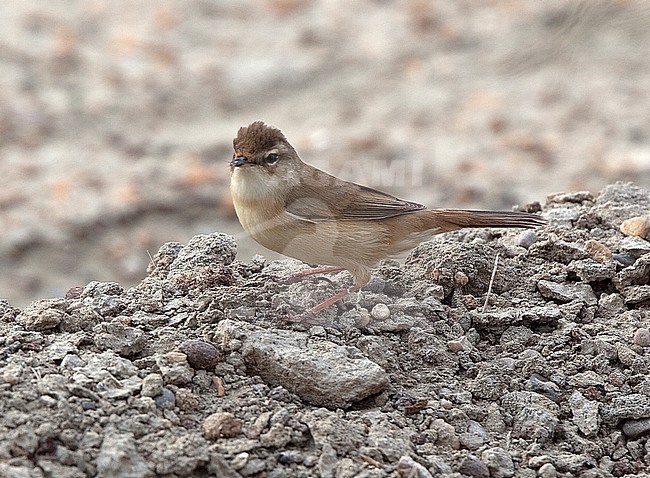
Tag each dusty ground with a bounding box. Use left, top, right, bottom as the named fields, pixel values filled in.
left=2, top=182, right=650, bottom=477
left=2, top=1, right=650, bottom=306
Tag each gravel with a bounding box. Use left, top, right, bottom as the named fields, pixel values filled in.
left=2, top=183, right=650, bottom=476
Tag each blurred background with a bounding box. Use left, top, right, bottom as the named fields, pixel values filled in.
left=1, top=0, right=649, bottom=307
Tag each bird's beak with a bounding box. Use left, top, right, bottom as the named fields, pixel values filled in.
left=231, top=156, right=248, bottom=167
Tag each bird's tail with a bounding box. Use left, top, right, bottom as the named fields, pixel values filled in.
left=419, top=209, right=545, bottom=233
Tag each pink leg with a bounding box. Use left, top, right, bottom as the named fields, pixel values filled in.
left=301, top=286, right=360, bottom=318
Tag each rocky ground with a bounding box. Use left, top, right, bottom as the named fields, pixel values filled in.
left=2, top=0, right=650, bottom=306
left=2, top=181, right=650, bottom=477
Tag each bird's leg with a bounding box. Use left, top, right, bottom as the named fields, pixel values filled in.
left=299, top=285, right=361, bottom=319
left=282, top=265, right=345, bottom=284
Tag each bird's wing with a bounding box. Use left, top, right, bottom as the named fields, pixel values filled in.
left=285, top=168, right=425, bottom=222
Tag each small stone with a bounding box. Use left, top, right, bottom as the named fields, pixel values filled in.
left=538, top=463, right=557, bottom=478
left=154, top=388, right=176, bottom=409
left=364, top=276, right=385, bottom=293
left=517, top=230, right=538, bottom=249
left=623, top=285, right=650, bottom=305
left=231, top=452, right=249, bottom=470
left=537, top=280, right=597, bottom=305
left=613, top=253, right=636, bottom=267
left=16, top=300, right=68, bottom=331
left=175, top=388, right=200, bottom=411
left=501, top=391, right=559, bottom=443
left=526, top=374, right=561, bottom=403
left=546, top=191, right=593, bottom=203
left=203, top=412, right=242, bottom=440
left=481, top=447, right=514, bottom=478
left=276, top=450, right=304, bottom=464
left=620, top=216, right=650, bottom=239
left=430, top=418, right=460, bottom=449
left=65, top=286, right=84, bottom=299
left=169, top=233, right=237, bottom=272
left=458, top=454, right=489, bottom=478
left=141, top=373, right=164, bottom=397
left=2, top=365, right=22, bottom=385
left=459, top=421, right=488, bottom=450
left=528, top=455, right=552, bottom=468
left=584, top=239, right=613, bottom=262
left=370, top=303, right=390, bottom=320
left=179, top=340, right=221, bottom=370
left=396, top=455, right=434, bottom=478
left=96, top=432, right=148, bottom=478
left=447, top=336, right=472, bottom=353
left=93, top=322, right=147, bottom=358
left=156, top=352, right=194, bottom=385
left=620, top=236, right=650, bottom=256
left=454, top=271, right=469, bottom=286
left=621, top=417, right=650, bottom=438
left=569, top=391, right=600, bottom=436
left=633, top=328, right=650, bottom=347
left=567, top=259, right=616, bottom=282
left=568, top=370, right=605, bottom=388
left=602, top=394, right=650, bottom=425
left=218, top=320, right=388, bottom=409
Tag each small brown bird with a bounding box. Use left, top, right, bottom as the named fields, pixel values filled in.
left=230, top=121, right=544, bottom=314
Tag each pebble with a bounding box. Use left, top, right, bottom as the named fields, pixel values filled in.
left=430, top=418, right=460, bottom=449
left=93, top=321, right=147, bottom=358
left=370, top=303, right=390, bottom=320
left=501, top=391, right=559, bottom=443
left=602, top=394, right=650, bottom=425
left=179, top=340, right=221, bottom=370
left=620, top=216, right=650, bottom=239
left=16, top=300, right=68, bottom=331
left=633, top=328, right=650, bottom=347
left=481, top=447, right=515, bottom=478
left=447, top=336, right=472, bottom=353
left=613, top=253, right=636, bottom=267
left=526, top=374, right=562, bottom=403
left=454, top=271, right=469, bottom=287
left=546, top=191, right=593, bottom=203
left=396, top=455, right=434, bottom=478
left=517, top=230, right=538, bottom=249
left=569, top=391, right=600, bottom=436
left=154, top=387, right=176, bottom=409
left=96, top=432, right=148, bottom=478
left=538, top=463, right=557, bottom=478
left=276, top=450, right=304, bottom=464
left=619, top=236, right=650, bottom=256
left=141, top=373, right=164, bottom=397
left=217, top=319, right=388, bottom=409
left=203, top=412, right=242, bottom=440
left=623, top=285, right=650, bottom=305
left=156, top=352, right=194, bottom=385
left=584, top=239, right=613, bottom=262
left=567, top=259, right=616, bottom=282
left=458, top=454, right=489, bottom=478
left=168, top=233, right=237, bottom=272
left=231, top=452, right=249, bottom=470
left=537, top=280, right=597, bottom=305
left=459, top=421, right=488, bottom=450
left=621, top=417, right=650, bottom=438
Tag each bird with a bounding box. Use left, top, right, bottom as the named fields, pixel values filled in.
left=229, top=121, right=545, bottom=315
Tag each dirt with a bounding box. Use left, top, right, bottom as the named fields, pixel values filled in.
left=2, top=182, right=650, bottom=477
left=2, top=1, right=650, bottom=307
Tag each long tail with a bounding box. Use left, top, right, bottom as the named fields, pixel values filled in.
left=420, top=208, right=545, bottom=233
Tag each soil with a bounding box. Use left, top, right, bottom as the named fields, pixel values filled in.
left=2, top=1, right=650, bottom=307
left=3, top=182, right=650, bottom=477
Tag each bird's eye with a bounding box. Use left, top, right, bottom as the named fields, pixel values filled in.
left=265, top=153, right=280, bottom=165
